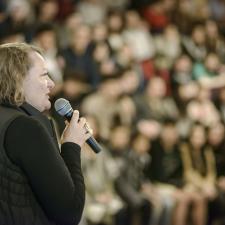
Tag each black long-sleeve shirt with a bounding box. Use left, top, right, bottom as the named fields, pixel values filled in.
left=4, top=115, right=85, bottom=225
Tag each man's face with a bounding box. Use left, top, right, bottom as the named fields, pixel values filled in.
left=22, top=51, right=55, bottom=112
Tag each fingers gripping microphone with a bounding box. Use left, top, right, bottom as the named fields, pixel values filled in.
left=54, top=98, right=102, bottom=153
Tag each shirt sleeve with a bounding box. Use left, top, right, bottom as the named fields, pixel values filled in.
left=4, top=115, right=85, bottom=225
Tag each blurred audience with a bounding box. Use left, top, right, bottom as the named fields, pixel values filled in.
left=1, top=0, right=225, bottom=224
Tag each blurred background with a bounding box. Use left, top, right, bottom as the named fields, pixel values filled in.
left=1, top=0, right=225, bottom=224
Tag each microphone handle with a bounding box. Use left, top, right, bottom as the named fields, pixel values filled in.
left=86, top=137, right=102, bottom=153
left=64, top=109, right=102, bottom=153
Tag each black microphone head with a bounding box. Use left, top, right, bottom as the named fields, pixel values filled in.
left=54, top=98, right=72, bottom=117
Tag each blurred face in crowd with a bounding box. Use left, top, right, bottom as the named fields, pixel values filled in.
left=208, top=122, right=225, bottom=146
left=65, top=13, right=83, bottom=31
left=164, top=24, right=180, bottom=41
left=190, top=124, right=206, bottom=150
left=63, top=78, right=86, bottom=99
left=174, top=55, right=192, bottom=73
left=118, top=96, right=136, bottom=122
left=116, top=45, right=134, bottom=67
left=137, top=120, right=161, bottom=139
left=110, top=126, right=130, bottom=150
left=36, top=30, right=56, bottom=51
left=93, top=24, right=108, bottom=42
left=178, top=82, right=199, bottom=101
left=72, top=25, right=91, bottom=53
left=9, top=0, right=30, bottom=23
left=22, top=51, right=55, bottom=112
left=132, top=134, right=150, bottom=154
left=192, top=25, right=206, bottom=45
left=161, top=123, right=178, bottom=147
left=108, top=13, right=123, bottom=32
left=93, top=43, right=110, bottom=62
left=205, top=20, right=218, bottom=39
left=120, top=70, right=139, bottom=94
left=39, top=0, right=58, bottom=22
left=125, top=10, right=141, bottom=28
left=187, top=101, right=202, bottom=121
left=100, top=79, right=122, bottom=99
left=100, top=59, right=116, bottom=77
left=146, top=77, right=167, bottom=98
left=205, top=53, right=220, bottom=73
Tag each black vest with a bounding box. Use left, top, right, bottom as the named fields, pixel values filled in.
left=0, top=104, right=57, bottom=225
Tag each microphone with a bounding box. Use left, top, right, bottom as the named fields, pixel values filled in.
left=54, top=98, right=102, bottom=153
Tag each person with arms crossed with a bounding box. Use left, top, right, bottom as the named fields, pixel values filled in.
left=0, top=42, right=92, bottom=225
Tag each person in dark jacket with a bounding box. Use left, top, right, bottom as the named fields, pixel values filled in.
left=0, top=42, right=92, bottom=225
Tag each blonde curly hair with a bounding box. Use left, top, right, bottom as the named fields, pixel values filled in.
left=0, top=42, right=42, bottom=106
